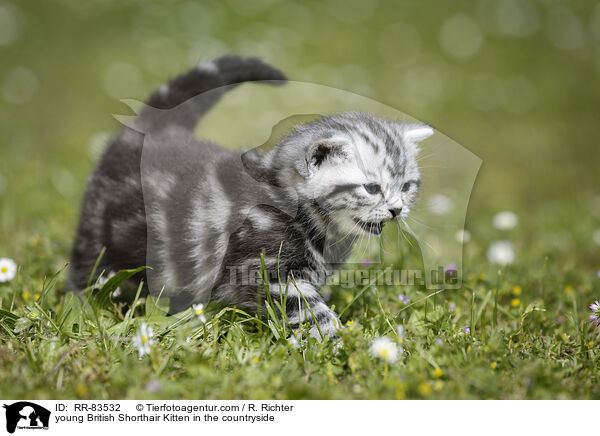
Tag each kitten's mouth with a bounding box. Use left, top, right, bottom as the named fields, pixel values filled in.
left=354, top=218, right=384, bottom=235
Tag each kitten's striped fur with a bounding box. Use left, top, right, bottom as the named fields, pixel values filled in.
left=68, top=56, right=433, bottom=338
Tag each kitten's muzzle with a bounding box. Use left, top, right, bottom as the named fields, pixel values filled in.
left=354, top=218, right=385, bottom=235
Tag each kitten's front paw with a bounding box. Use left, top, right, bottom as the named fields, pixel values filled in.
left=308, top=313, right=342, bottom=341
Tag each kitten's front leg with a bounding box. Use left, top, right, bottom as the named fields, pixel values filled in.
left=274, top=279, right=341, bottom=340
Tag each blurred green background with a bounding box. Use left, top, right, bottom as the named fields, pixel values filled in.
left=1, top=0, right=599, bottom=268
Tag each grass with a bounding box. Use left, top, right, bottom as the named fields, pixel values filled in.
left=1, top=0, right=600, bottom=399
left=1, top=211, right=599, bottom=399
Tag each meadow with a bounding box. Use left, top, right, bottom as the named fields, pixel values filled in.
left=1, top=0, right=599, bottom=399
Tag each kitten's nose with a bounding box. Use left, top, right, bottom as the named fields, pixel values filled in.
left=389, top=208, right=402, bottom=218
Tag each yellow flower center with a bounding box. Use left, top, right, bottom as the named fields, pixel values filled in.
left=141, top=335, right=147, bottom=344
left=418, top=382, right=433, bottom=396
left=511, top=298, right=521, bottom=307
left=380, top=349, right=389, bottom=358
left=0, top=267, right=7, bottom=273
left=195, top=308, right=204, bottom=316
left=75, top=384, right=88, bottom=396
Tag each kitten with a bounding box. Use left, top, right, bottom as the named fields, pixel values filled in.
left=68, top=55, right=433, bottom=338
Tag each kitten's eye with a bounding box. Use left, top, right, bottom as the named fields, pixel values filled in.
left=401, top=182, right=411, bottom=192
left=363, top=183, right=381, bottom=195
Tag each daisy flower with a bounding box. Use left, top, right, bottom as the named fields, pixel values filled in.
left=455, top=229, right=471, bottom=243
left=593, top=229, right=600, bottom=246
left=97, top=271, right=121, bottom=297
left=428, top=194, right=453, bottom=215
left=192, top=303, right=207, bottom=323
left=288, top=335, right=300, bottom=349
left=589, top=300, right=600, bottom=326
left=132, top=322, right=154, bottom=358
left=0, top=258, right=17, bottom=283
left=487, top=241, right=515, bottom=266
left=370, top=337, right=400, bottom=364
left=396, top=325, right=406, bottom=343
left=493, top=211, right=518, bottom=230
left=345, top=320, right=361, bottom=328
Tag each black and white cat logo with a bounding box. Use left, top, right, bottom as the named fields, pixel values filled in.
left=2, top=402, right=50, bottom=434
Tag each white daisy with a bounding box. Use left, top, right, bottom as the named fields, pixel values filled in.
left=455, top=229, right=471, bottom=243
left=192, top=303, right=207, bottom=323
left=288, top=335, right=300, bottom=349
left=132, top=322, right=154, bottom=358
left=593, top=228, right=600, bottom=246
left=396, top=325, right=407, bottom=344
left=369, top=337, right=401, bottom=364
left=0, top=258, right=17, bottom=283
left=97, top=271, right=121, bottom=297
left=487, top=240, right=515, bottom=266
left=493, top=211, right=518, bottom=230
left=428, top=194, right=453, bottom=215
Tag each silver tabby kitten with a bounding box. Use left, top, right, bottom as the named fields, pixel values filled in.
left=68, top=56, right=433, bottom=338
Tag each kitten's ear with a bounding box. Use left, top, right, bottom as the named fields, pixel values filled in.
left=306, top=141, right=347, bottom=169
left=241, top=149, right=278, bottom=186
left=404, top=123, right=434, bottom=143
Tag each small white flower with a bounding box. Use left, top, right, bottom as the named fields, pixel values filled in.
left=428, top=194, right=453, bottom=215
left=132, top=322, right=154, bottom=358
left=0, top=258, right=17, bottom=283
left=96, top=271, right=122, bottom=297
left=487, top=240, right=515, bottom=266
left=593, top=229, right=600, bottom=246
left=493, top=211, right=518, bottom=230
left=288, top=335, right=300, bottom=349
left=370, top=337, right=401, bottom=364
left=192, top=303, right=207, bottom=323
left=396, top=325, right=406, bottom=344
left=455, top=229, right=471, bottom=243
left=96, top=272, right=112, bottom=287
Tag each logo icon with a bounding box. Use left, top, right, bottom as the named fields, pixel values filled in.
left=2, top=402, right=50, bottom=434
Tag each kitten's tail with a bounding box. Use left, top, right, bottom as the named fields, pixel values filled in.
left=134, top=56, right=287, bottom=132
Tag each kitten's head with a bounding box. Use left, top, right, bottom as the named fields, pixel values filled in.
left=244, top=112, right=433, bottom=237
